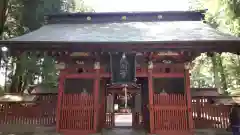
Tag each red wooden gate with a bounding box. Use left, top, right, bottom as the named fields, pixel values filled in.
left=56, top=74, right=96, bottom=135
left=153, top=94, right=190, bottom=135
left=58, top=93, right=95, bottom=134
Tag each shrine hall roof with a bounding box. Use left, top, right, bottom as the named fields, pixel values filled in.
left=7, top=21, right=239, bottom=42
left=1, top=11, right=240, bottom=52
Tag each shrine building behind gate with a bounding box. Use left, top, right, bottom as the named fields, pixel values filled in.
left=1, top=11, right=240, bottom=135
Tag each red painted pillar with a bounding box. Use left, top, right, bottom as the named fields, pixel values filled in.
left=56, top=69, right=65, bottom=132
left=184, top=63, right=193, bottom=133
left=112, top=92, right=115, bottom=127
left=93, top=62, right=100, bottom=132
left=148, top=61, right=154, bottom=133
left=100, top=79, right=105, bottom=129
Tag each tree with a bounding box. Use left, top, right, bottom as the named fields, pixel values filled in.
left=189, top=0, right=240, bottom=95
left=0, top=0, right=8, bottom=39
left=1, top=0, right=94, bottom=93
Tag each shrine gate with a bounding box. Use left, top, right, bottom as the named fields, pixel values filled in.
left=1, top=10, right=240, bottom=135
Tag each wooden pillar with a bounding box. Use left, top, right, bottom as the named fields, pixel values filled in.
left=100, top=79, right=106, bottom=129
left=148, top=61, right=154, bottom=133
left=112, top=91, right=115, bottom=127
left=93, top=61, right=100, bottom=132
left=184, top=62, right=193, bottom=133
left=56, top=69, right=65, bottom=132
left=132, top=93, right=136, bottom=127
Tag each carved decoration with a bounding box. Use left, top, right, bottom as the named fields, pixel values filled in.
left=161, top=89, right=167, bottom=94
left=162, top=60, right=172, bottom=64
left=70, top=52, right=89, bottom=57
left=158, top=51, right=179, bottom=56
left=76, top=60, right=84, bottom=65
left=55, top=62, right=65, bottom=70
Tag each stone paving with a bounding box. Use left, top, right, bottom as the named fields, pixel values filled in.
left=0, top=125, right=59, bottom=135
left=0, top=124, right=233, bottom=135
left=102, top=128, right=146, bottom=135
left=0, top=130, right=233, bottom=135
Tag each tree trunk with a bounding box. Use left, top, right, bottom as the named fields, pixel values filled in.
left=9, top=58, right=23, bottom=93
left=0, top=0, right=8, bottom=38
left=211, top=53, right=227, bottom=94
left=211, top=53, right=226, bottom=94
left=211, top=53, right=219, bottom=87
left=218, top=54, right=228, bottom=94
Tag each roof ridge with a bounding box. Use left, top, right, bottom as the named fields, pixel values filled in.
left=46, top=10, right=206, bottom=24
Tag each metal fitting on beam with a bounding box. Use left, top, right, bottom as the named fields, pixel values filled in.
left=184, top=62, right=191, bottom=70
left=94, top=61, right=100, bottom=70
left=148, top=61, right=153, bottom=69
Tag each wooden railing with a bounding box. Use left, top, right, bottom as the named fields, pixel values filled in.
left=0, top=94, right=57, bottom=125
left=0, top=93, right=236, bottom=131
left=105, top=113, right=114, bottom=128
left=192, top=97, right=231, bottom=129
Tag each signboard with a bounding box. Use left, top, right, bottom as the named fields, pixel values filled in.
left=110, top=53, right=136, bottom=84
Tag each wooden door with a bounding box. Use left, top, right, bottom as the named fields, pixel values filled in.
left=153, top=94, right=190, bottom=135
left=57, top=78, right=95, bottom=134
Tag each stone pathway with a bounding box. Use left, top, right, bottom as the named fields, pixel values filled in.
left=102, top=128, right=146, bottom=135
left=0, top=124, right=233, bottom=135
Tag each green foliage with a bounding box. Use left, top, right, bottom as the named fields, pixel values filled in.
left=189, top=0, right=240, bottom=95
left=190, top=53, right=214, bottom=88
left=0, top=0, right=94, bottom=93
left=41, top=56, right=58, bottom=87
left=73, top=0, right=94, bottom=12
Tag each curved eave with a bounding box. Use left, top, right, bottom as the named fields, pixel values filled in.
left=1, top=40, right=240, bottom=53
left=46, top=10, right=205, bottom=24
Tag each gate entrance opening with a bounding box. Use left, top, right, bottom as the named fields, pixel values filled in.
left=106, top=84, right=142, bottom=128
